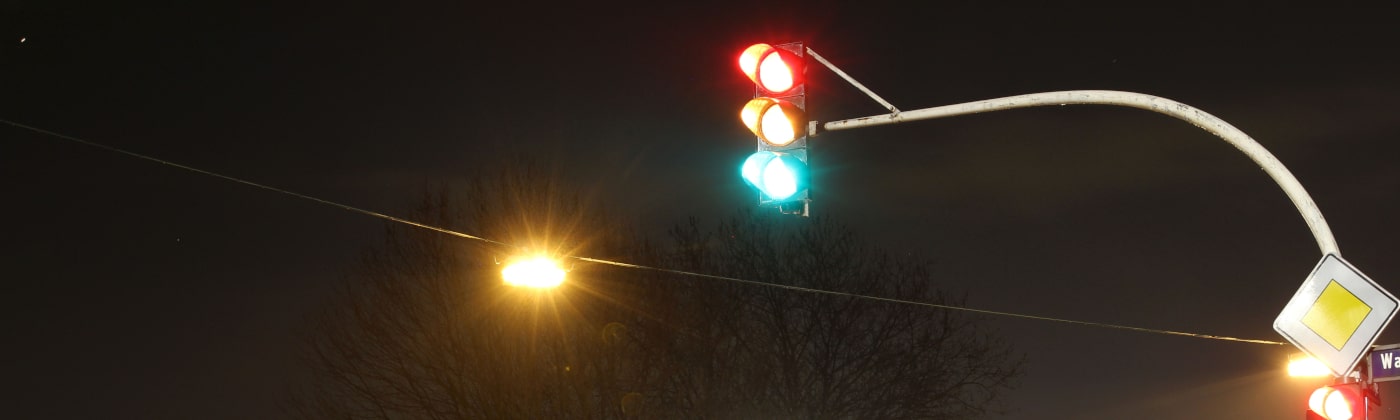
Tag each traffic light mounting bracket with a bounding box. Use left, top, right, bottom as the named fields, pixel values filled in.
left=804, top=47, right=902, bottom=117
left=776, top=199, right=809, bottom=217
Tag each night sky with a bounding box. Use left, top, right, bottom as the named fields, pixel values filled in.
left=4, top=2, right=1399, bottom=419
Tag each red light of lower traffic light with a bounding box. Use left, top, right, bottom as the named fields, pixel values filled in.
left=1308, top=385, right=1365, bottom=420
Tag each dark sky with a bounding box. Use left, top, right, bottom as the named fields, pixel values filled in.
left=4, top=2, right=1399, bottom=419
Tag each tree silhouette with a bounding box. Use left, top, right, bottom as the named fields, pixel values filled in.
left=289, top=165, right=1022, bottom=419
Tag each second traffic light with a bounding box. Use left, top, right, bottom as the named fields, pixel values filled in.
left=737, top=42, right=809, bottom=211
left=1307, top=383, right=1374, bottom=420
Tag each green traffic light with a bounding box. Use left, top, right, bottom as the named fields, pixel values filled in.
left=741, top=151, right=807, bottom=201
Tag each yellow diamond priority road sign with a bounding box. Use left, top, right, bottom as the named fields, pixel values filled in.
left=1275, top=254, right=1398, bottom=377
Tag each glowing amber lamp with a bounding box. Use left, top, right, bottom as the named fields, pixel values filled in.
left=502, top=256, right=566, bottom=288
left=1287, top=353, right=1331, bottom=377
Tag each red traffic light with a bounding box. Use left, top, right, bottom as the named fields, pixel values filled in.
left=1308, top=385, right=1366, bottom=420
left=738, top=43, right=804, bottom=95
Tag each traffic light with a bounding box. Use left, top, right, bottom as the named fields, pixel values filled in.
left=1307, top=383, right=1373, bottom=420
left=737, top=42, right=809, bottom=212
left=741, top=150, right=806, bottom=201
left=739, top=43, right=805, bottom=96
left=741, top=97, right=806, bottom=147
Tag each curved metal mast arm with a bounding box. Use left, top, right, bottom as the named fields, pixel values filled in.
left=820, top=90, right=1339, bottom=256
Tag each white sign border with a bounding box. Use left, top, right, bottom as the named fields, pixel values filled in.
left=1274, top=254, right=1399, bottom=377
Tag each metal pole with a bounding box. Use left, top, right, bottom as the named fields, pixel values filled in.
left=806, top=47, right=900, bottom=115
left=821, top=90, right=1339, bottom=257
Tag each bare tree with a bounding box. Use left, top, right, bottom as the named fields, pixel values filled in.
left=289, top=166, right=1022, bottom=419
left=646, top=213, right=1023, bottom=419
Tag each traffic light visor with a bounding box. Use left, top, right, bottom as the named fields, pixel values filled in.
left=739, top=43, right=803, bottom=95
left=741, top=98, right=806, bottom=146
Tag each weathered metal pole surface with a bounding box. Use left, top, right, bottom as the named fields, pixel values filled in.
left=821, top=90, right=1339, bottom=256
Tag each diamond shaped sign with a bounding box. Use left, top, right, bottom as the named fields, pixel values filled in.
left=1275, top=254, right=1399, bottom=377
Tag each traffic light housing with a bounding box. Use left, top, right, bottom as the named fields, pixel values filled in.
left=737, top=42, right=809, bottom=213
left=1307, top=383, right=1375, bottom=420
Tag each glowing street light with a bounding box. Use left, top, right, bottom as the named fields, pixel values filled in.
left=502, top=255, right=566, bottom=288
left=1289, top=353, right=1333, bottom=377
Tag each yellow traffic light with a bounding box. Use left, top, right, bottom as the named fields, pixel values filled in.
left=741, top=97, right=806, bottom=146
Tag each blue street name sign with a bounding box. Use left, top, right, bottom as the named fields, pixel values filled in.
left=1369, top=344, right=1400, bottom=382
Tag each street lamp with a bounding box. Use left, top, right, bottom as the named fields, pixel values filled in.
left=502, top=255, right=566, bottom=288
left=1291, top=353, right=1334, bottom=377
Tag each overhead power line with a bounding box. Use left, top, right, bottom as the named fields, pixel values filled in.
left=2, top=118, right=1287, bottom=346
